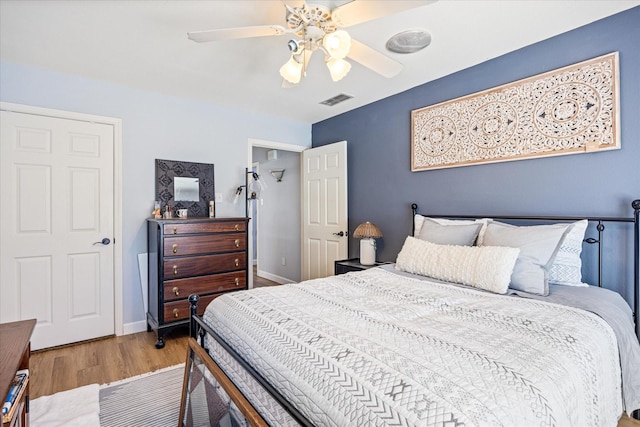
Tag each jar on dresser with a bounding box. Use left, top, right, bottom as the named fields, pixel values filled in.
left=147, top=217, right=249, bottom=348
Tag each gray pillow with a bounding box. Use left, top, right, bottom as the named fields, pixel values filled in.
left=418, top=218, right=483, bottom=246
left=481, top=222, right=573, bottom=295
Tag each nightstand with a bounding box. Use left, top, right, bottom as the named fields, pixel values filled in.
left=334, top=258, right=388, bottom=275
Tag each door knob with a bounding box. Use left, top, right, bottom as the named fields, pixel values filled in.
left=332, top=231, right=347, bottom=237
left=93, top=238, right=111, bottom=245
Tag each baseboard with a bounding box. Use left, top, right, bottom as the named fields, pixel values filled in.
left=122, top=320, right=148, bottom=335
left=256, top=270, right=295, bottom=285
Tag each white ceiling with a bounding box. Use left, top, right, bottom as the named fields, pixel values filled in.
left=1, top=0, right=638, bottom=124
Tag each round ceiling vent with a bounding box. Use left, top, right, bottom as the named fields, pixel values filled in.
left=386, top=29, right=431, bottom=54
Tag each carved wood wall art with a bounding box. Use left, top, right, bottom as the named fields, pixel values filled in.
left=411, top=52, right=620, bottom=171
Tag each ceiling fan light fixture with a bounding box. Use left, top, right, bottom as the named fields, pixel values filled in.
left=326, top=58, right=351, bottom=82
left=280, top=55, right=303, bottom=84
left=323, top=30, right=351, bottom=59
left=188, top=0, right=425, bottom=85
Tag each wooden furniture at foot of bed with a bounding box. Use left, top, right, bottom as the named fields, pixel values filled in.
left=1, top=319, right=36, bottom=427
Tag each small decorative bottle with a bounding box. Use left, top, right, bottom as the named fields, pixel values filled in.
left=209, top=200, right=215, bottom=218
left=153, top=201, right=161, bottom=219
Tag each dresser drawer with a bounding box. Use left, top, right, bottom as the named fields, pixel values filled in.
left=164, top=234, right=245, bottom=256
left=164, top=221, right=246, bottom=235
left=163, top=271, right=246, bottom=302
left=163, top=294, right=219, bottom=322
left=163, top=252, right=246, bottom=279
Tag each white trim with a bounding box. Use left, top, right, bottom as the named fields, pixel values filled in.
left=256, top=270, right=296, bottom=285
left=122, top=320, right=148, bottom=335
left=0, top=102, right=125, bottom=337
left=248, top=138, right=308, bottom=154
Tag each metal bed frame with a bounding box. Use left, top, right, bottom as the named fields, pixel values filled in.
left=189, top=199, right=640, bottom=424
left=411, top=199, right=640, bottom=338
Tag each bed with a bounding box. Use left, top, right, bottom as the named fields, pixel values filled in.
left=188, top=200, right=640, bottom=426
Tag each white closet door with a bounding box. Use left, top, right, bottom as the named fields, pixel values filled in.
left=1, top=110, right=115, bottom=349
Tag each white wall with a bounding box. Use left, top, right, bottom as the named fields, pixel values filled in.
left=252, top=147, right=301, bottom=283
left=0, top=61, right=311, bottom=332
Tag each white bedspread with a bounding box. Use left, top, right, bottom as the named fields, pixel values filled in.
left=203, top=268, right=623, bottom=426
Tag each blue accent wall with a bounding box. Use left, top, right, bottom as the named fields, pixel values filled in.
left=312, top=7, right=640, bottom=303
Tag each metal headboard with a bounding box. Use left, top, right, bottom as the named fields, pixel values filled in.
left=411, top=199, right=640, bottom=339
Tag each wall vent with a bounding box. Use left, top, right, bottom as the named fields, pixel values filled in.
left=320, top=93, right=353, bottom=106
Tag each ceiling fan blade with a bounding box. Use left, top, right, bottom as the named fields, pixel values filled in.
left=331, top=0, right=435, bottom=28
left=280, top=0, right=306, bottom=8
left=347, top=39, right=403, bottom=78
left=187, top=25, right=286, bottom=43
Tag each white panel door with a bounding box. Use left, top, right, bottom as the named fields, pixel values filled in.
left=302, top=141, right=348, bottom=280
left=0, top=111, right=115, bottom=350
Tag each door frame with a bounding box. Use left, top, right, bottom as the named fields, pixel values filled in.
left=1, top=102, right=124, bottom=336
left=247, top=138, right=307, bottom=289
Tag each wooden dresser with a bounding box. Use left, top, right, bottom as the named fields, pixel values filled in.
left=147, top=217, right=249, bottom=348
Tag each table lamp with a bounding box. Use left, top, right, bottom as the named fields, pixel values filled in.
left=353, top=221, right=383, bottom=265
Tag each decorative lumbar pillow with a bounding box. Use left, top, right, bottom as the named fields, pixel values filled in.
left=418, top=218, right=482, bottom=246
left=395, top=236, right=520, bottom=294
left=548, top=219, right=588, bottom=286
left=480, top=222, right=573, bottom=295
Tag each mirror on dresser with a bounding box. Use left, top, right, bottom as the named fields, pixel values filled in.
left=155, top=159, right=214, bottom=217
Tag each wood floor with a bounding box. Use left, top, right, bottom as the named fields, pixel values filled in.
left=30, top=327, right=189, bottom=399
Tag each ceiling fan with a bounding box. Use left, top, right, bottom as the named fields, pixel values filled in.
left=187, top=0, right=434, bottom=85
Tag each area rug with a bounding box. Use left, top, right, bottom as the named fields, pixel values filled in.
left=99, top=364, right=184, bottom=427
left=31, top=383, right=100, bottom=427
left=31, top=364, right=184, bottom=427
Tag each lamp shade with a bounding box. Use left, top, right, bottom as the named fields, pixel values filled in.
left=326, top=58, right=351, bottom=82
left=279, top=56, right=303, bottom=84
left=323, top=30, right=351, bottom=59
left=353, top=221, right=383, bottom=239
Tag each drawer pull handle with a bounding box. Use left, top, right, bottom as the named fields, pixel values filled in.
left=234, top=277, right=239, bottom=286
left=172, top=244, right=178, bottom=254
left=234, top=224, right=239, bottom=231
left=234, top=239, right=240, bottom=248
left=234, top=259, right=239, bottom=267
left=173, top=265, right=178, bottom=275
left=172, top=286, right=179, bottom=296
left=173, top=309, right=180, bottom=318
left=172, top=227, right=177, bottom=234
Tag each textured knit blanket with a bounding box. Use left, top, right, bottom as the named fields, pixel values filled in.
left=204, top=268, right=623, bottom=426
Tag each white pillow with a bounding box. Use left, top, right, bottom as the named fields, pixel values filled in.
left=481, top=222, right=573, bottom=295
left=548, top=219, right=588, bottom=287
left=395, top=236, right=520, bottom=294
left=418, top=218, right=483, bottom=246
